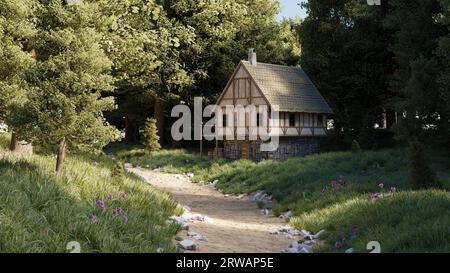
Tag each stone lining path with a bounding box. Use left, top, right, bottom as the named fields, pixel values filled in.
left=127, top=167, right=292, bottom=253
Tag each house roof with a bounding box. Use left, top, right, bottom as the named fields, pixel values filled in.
left=240, top=61, right=333, bottom=114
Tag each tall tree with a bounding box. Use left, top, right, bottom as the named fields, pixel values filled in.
left=0, top=0, right=37, bottom=151
left=385, top=0, right=447, bottom=142
left=104, top=0, right=195, bottom=144
left=300, top=0, right=394, bottom=147
left=10, top=0, right=121, bottom=172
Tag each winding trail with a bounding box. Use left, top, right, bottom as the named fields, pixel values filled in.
left=127, top=167, right=292, bottom=253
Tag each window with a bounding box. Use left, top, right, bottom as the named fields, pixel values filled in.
left=257, top=113, right=261, bottom=127
left=223, top=114, right=227, bottom=127
left=289, top=113, right=296, bottom=127
left=317, top=115, right=324, bottom=127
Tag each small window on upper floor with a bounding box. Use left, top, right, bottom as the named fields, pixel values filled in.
left=289, top=113, right=296, bottom=127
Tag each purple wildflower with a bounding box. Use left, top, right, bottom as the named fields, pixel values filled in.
left=371, top=193, right=381, bottom=201
left=334, top=242, right=343, bottom=250
left=91, top=214, right=98, bottom=224
left=107, top=194, right=114, bottom=201
left=120, top=192, right=126, bottom=199
left=351, top=228, right=359, bottom=237
left=121, top=215, right=128, bottom=223
left=96, top=200, right=106, bottom=210
left=113, top=207, right=123, bottom=217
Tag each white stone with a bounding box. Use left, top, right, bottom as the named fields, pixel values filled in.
left=178, top=240, right=197, bottom=250
left=124, top=163, right=133, bottom=169
left=186, top=173, right=195, bottom=178
left=187, top=231, right=209, bottom=242
left=313, top=229, right=326, bottom=239
left=345, top=248, right=354, bottom=254
left=157, top=248, right=164, bottom=253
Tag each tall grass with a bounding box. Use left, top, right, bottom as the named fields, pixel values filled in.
left=122, top=147, right=450, bottom=252
left=0, top=139, right=180, bottom=253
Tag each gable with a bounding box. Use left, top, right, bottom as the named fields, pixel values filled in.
left=217, top=64, right=268, bottom=107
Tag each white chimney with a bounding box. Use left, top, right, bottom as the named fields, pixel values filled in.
left=248, top=48, right=257, bottom=66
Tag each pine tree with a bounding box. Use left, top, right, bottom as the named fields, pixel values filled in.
left=143, top=118, right=161, bottom=154
left=408, top=140, right=442, bottom=189
left=9, top=0, right=121, bottom=173
left=0, top=0, right=37, bottom=152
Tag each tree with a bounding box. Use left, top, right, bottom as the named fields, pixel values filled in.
left=299, top=0, right=395, bottom=146
left=103, top=0, right=195, bottom=144
left=408, top=139, right=441, bottom=189
left=385, top=0, right=447, bottom=143
left=143, top=118, right=161, bottom=154
left=10, top=0, right=121, bottom=173
left=0, top=0, right=37, bottom=152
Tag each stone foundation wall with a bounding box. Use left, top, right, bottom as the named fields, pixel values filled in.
left=223, top=137, right=320, bottom=161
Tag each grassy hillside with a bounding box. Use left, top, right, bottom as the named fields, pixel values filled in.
left=117, top=146, right=450, bottom=252
left=0, top=134, right=180, bottom=253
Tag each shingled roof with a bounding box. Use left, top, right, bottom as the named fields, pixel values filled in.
left=241, top=61, right=333, bottom=114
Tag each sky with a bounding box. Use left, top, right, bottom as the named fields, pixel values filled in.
left=278, top=0, right=307, bottom=20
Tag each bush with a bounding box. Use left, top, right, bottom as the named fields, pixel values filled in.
left=408, top=140, right=442, bottom=189
left=143, top=118, right=161, bottom=154
left=111, top=161, right=125, bottom=178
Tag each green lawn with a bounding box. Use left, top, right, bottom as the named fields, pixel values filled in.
left=117, top=145, right=450, bottom=253
left=0, top=134, right=180, bottom=253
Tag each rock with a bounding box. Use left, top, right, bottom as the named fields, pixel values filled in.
left=203, top=216, right=214, bottom=224
left=157, top=248, right=164, bottom=253
left=252, top=191, right=272, bottom=202
left=212, top=180, right=219, bottom=186
left=236, top=194, right=245, bottom=200
left=180, top=222, right=189, bottom=230
left=186, top=173, right=195, bottom=178
left=261, top=209, right=271, bottom=216
left=178, top=240, right=197, bottom=251
left=124, top=163, right=133, bottom=169
left=312, top=229, right=326, bottom=239
left=187, top=231, right=209, bottom=242
left=175, top=175, right=182, bottom=180
left=344, top=247, right=354, bottom=254
left=224, top=194, right=230, bottom=198
left=279, top=211, right=293, bottom=220
left=299, top=244, right=313, bottom=253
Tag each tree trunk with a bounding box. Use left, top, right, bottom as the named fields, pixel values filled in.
left=9, top=131, right=18, bottom=151
left=154, top=98, right=165, bottom=145
left=56, top=137, right=66, bottom=173
left=124, top=115, right=139, bottom=143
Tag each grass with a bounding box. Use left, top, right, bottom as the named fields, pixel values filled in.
left=118, top=145, right=450, bottom=252
left=0, top=134, right=180, bottom=253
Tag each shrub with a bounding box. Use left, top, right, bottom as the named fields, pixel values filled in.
left=143, top=118, right=161, bottom=154
left=408, top=140, right=442, bottom=189
left=112, top=161, right=125, bottom=178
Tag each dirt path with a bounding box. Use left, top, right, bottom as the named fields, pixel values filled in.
left=128, top=167, right=292, bottom=253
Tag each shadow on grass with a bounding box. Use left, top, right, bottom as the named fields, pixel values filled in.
left=0, top=154, right=180, bottom=253
left=291, top=190, right=450, bottom=253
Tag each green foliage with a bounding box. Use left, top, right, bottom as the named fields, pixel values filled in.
left=0, top=153, right=179, bottom=252
left=0, top=0, right=37, bottom=123
left=143, top=118, right=161, bottom=154
left=111, top=161, right=125, bottom=179
left=9, top=1, right=121, bottom=155
left=408, top=140, right=442, bottom=189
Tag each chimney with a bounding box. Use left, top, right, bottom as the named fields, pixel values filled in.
left=248, top=48, right=257, bottom=66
